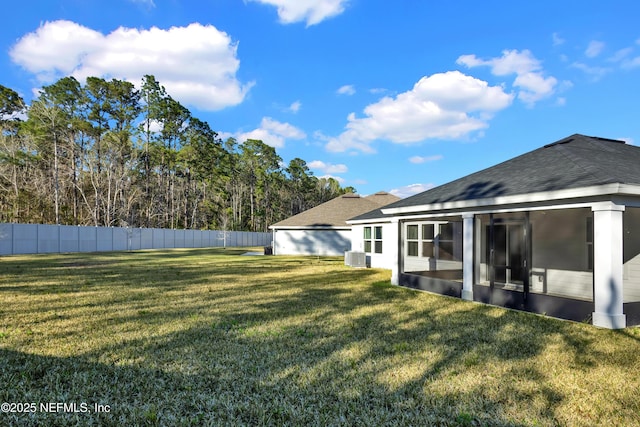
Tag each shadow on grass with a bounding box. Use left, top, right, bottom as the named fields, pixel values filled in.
left=1, top=249, right=640, bottom=426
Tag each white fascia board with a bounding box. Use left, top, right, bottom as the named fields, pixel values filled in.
left=379, top=202, right=610, bottom=223
left=269, top=225, right=351, bottom=230
left=381, top=183, right=640, bottom=215
left=346, top=218, right=393, bottom=225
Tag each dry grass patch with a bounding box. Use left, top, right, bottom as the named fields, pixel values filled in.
left=1, top=248, right=639, bottom=426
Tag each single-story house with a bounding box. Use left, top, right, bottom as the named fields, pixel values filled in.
left=347, top=134, right=640, bottom=329
left=270, top=192, right=399, bottom=256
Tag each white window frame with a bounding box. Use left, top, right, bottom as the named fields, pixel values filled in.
left=364, top=226, right=383, bottom=254
left=405, top=221, right=458, bottom=260
left=406, top=224, right=419, bottom=257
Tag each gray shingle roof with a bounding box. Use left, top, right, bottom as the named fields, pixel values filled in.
left=270, top=191, right=400, bottom=228
left=351, top=134, right=640, bottom=219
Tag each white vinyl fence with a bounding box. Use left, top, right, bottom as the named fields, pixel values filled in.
left=0, top=223, right=272, bottom=256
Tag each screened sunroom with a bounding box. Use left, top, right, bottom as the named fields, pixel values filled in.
left=352, top=134, right=640, bottom=328
left=400, top=218, right=464, bottom=295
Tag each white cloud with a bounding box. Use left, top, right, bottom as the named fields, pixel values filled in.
left=129, top=0, right=155, bottom=7
left=608, top=46, right=640, bottom=69
left=312, top=130, right=330, bottom=141
left=9, top=20, right=253, bottom=111
left=389, top=183, right=435, bottom=199
left=1, top=109, right=27, bottom=122
left=318, top=174, right=345, bottom=183
left=457, top=49, right=558, bottom=106
left=287, top=100, right=302, bottom=113
left=140, top=119, right=164, bottom=134
left=558, top=80, right=574, bottom=92
left=409, top=154, right=443, bottom=164
left=621, top=137, right=635, bottom=145
left=249, top=0, right=348, bottom=26
left=326, top=71, right=513, bottom=153
left=609, top=47, right=633, bottom=63
left=337, top=84, right=356, bottom=95
left=622, top=56, right=640, bottom=69
left=513, top=72, right=557, bottom=104
left=234, top=117, right=306, bottom=148
left=585, top=40, right=605, bottom=58
left=458, top=49, right=540, bottom=76
left=570, top=62, right=611, bottom=81
left=552, top=32, right=565, bottom=46
left=308, top=160, right=348, bottom=174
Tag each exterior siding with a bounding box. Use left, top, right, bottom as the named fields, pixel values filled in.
left=273, top=229, right=351, bottom=256
left=351, top=223, right=396, bottom=269
left=529, top=269, right=592, bottom=300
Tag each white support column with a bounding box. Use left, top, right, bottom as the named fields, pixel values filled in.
left=389, top=218, right=400, bottom=285
left=592, top=202, right=626, bottom=329
left=474, top=217, right=482, bottom=287
left=462, top=213, right=474, bottom=301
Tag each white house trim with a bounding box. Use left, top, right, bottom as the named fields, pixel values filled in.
left=389, top=218, right=400, bottom=285
left=271, top=225, right=351, bottom=230
left=382, top=183, right=640, bottom=216
left=462, top=213, right=474, bottom=301
left=368, top=202, right=597, bottom=224
left=592, top=202, right=626, bottom=328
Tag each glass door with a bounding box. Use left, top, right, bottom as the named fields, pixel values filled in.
left=492, top=223, right=525, bottom=286
left=489, top=214, right=530, bottom=298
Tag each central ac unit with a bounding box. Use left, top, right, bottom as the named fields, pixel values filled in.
left=344, top=251, right=366, bottom=268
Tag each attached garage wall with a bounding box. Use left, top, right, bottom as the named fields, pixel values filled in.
left=273, top=229, right=351, bottom=256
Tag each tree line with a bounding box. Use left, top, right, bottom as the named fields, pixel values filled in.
left=0, top=76, right=354, bottom=231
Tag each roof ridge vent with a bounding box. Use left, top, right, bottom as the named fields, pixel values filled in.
left=544, top=134, right=626, bottom=148
left=592, top=136, right=626, bottom=144
left=544, top=137, right=574, bottom=148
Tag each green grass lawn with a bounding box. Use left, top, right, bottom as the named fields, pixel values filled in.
left=1, top=248, right=639, bottom=426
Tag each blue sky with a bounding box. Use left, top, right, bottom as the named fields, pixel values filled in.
left=2, top=0, right=640, bottom=198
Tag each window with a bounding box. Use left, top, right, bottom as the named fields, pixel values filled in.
left=406, top=222, right=460, bottom=260
left=364, top=226, right=383, bottom=254
left=374, top=226, right=383, bottom=254
left=364, top=227, right=372, bottom=253
left=407, top=225, right=419, bottom=256
left=403, top=221, right=463, bottom=279
left=421, top=224, right=434, bottom=257
left=438, top=223, right=455, bottom=261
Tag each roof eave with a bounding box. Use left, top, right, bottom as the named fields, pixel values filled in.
left=346, top=217, right=394, bottom=225
left=382, top=183, right=640, bottom=215
left=269, top=225, right=351, bottom=230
